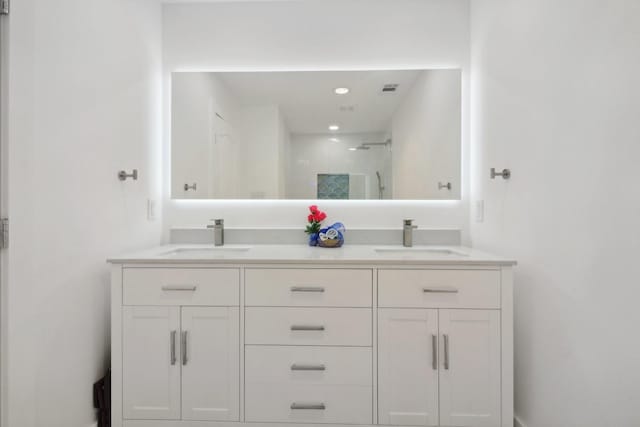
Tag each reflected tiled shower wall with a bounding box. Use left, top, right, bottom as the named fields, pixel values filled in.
left=317, top=174, right=349, bottom=199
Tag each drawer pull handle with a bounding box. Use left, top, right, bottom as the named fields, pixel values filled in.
left=290, top=286, right=325, bottom=293
left=291, top=325, right=325, bottom=331
left=291, top=402, right=326, bottom=410
left=431, top=334, right=437, bottom=370
left=291, top=364, right=326, bottom=371
left=181, top=331, right=188, bottom=365
left=422, top=287, right=458, bottom=294
left=443, top=334, right=450, bottom=370
left=170, top=330, right=177, bottom=366
left=162, top=285, right=197, bottom=292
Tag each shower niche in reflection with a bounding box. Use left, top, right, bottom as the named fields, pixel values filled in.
left=171, top=69, right=461, bottom=200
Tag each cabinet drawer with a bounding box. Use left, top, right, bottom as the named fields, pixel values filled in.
left=245, top=307, right=372, bottom=346
left=245, top=383, right=372, bottom=424
left=122, top=268, right=239, bottom=306
left=245, top=268, right=372, bottom=307
left=245, top=346, right=372, bottom=386
left=378, top=269, right=500, bottom=309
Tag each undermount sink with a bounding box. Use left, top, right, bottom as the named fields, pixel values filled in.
left=160, top=246, right=251, bottom=257
left=374, top=247, right=468, bottom=256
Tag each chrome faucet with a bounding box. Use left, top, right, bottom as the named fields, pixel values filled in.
left=403, top=219, right=418, bottom=247
left=207, top=219, right=224, bottom=246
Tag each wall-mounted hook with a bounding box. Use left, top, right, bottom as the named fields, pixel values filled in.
left=184, top=183, right=197, bottom=192
left=438, top=182, right=452, bottom=190
left=118, top=169, right=138, bottom=181
left=490, top=168, right=511, bottom=180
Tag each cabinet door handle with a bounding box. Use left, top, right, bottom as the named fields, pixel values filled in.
left=181, top=331, right=188, bottom=365
left=170, top=330, right=177, bottom=365
left=291, top=325, right=325, bottom=331
left=291, top=402, right=326, bottom=410
left=443, top=334, right=450, bottom=370
left=431, top=334, right=438, bottom=370
left=290, top=286, right=325, bottom=293
left=162, top=285, right=197, bottom=292
left=291, top=364, right=326, bottom=371
left=423, top=287, right=458, bottom=294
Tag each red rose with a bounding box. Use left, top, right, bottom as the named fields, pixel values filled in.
left=316, top=212, right=327, bottom=221
left=308, top=214, right=315, bottom=222
left=309, top=205, right=319, bottom=214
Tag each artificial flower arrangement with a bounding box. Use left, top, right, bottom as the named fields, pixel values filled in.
left=304, top=205, right=345, bottom=248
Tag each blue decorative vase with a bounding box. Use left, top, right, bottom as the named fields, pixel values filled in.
left=308, top=233, right=319, bottom=247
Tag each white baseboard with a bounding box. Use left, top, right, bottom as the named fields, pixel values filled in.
left=514, top=415, right=527, bottom=427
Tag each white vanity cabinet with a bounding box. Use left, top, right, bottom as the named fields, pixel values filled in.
left=122, top=306, right=240, bottom=421
left=180, top=306, right=240, bottom=421
left=110, top=254, right=513, bottom=427
left=378, top=309, right=501, bottom=427
left=122, top=306, right=181, bottom=420
left=378, top=269, right=503, bottom=427
left=114, top=267, right=241, bottom=425
left=244, top=268, right=374, bottom=425
left=377, top=308, right=440, bottom=426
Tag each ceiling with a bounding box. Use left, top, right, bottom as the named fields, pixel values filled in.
left=216, top=70, right=422, bottom=134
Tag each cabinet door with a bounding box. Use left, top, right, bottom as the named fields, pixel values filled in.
left=123, top=306, right=181, bottom=420
left=378, top=309, right=439, bottom=426
left=181, top=307, right=240, bottom=421
left=439, top=310, right=501, bottom=427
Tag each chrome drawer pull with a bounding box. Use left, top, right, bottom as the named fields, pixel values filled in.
left=431, top=334, right=437, bottom=371
left=170, top=330, right=177, bottom=366
left=290, top=286, right=325, bottom=293
left=291, top=364, right=326, bottom=371
left=422, top=287, right=458, bottom=294
left=291, top=325, right=325, bottom=331
left=181, top=331, right=188, bottom=365
left=162, top=285, right=197, bottom=292
left=291, top=402, right=326, bottom=410
left=443, top=334, right=450, bottom=370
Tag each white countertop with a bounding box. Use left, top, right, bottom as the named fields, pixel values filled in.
left=108, top=244, right=516, bottom=266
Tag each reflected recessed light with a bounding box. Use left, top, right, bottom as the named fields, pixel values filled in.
left=334, top=87, right=350, bottom=95
left=348, top=147, right=357, bottom=151
left=328, top=125, right=340, bottom=131
left=329, top=138, right=340, bottom=142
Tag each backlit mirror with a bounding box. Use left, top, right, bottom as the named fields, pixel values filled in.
left=171, top=69, right=461, bottom=200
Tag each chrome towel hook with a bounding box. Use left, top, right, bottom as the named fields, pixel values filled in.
left=438, top=182, right=452, bottom=190
left=184, top=183, right=197, bottom=192
left=118, top=169, right=138, bottom=181
left=490, top=168, right=511, bottom=180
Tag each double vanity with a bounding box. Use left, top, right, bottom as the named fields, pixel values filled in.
left=109, top=243, right=515, bottom=427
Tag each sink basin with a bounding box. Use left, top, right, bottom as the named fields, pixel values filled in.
left=160, top=246, right=251, bottom=257
left=374, top=247, right=467, bottom=256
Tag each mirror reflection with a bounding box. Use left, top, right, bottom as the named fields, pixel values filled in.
left=171, top=69, right=461, bottom=200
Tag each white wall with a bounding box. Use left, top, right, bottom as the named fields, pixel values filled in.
left=277, top=112, right=290, bottom=197
left=392, top=70, right=461, bottom=199
left=172, top=72, right=291, bottom=200
left=5, top=1, right=163, bottom=426
left=162, top=0, right=470, bottom=239
left=470, top=1, right=640, bottom=426
left=172, top=72, right=242, bottom=199
left=239, top=105, right=284, bottom=199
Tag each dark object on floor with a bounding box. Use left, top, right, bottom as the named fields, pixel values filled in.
left=93, top=369, right=111, bottom=427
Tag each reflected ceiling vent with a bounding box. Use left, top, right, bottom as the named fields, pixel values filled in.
left=381, top=84, right=399, bottom=93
